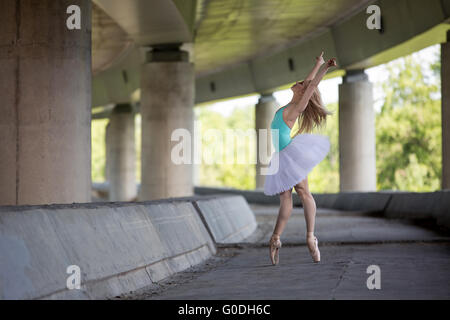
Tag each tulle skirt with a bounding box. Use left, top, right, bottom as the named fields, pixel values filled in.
left=263, top=133, right=330, bottom=196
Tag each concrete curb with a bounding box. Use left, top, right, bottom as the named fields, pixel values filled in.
left=0, top=198, right=221, bottom=299
left=434, top=191, right=450, bottom=228
left=194, top=186, right=302, bottom=206
left=336, top=192, right=388, bottom=212
left=194, top=187, right=450, bottom=230
left=193, top=195, right=258, bottom=244
left=384, top=191, right=441, bottom=219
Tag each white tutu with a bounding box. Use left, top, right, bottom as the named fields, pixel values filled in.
left=263, top=133, right=330, bottom=196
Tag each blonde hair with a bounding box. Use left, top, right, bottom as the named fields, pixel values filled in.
left=291, top=81, right=333, bottom=137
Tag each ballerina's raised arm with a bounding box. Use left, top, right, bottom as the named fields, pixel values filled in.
left=285, top=55, right=337, bottom=122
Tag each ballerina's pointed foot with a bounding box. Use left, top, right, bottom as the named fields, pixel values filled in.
left=307, top=236, right=321, bottom=263
left=269, top=234, right=282, bottom=265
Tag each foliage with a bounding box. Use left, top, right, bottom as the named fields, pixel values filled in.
left=375, top=54, right=441, bottom=191
left=91, top=118, right=108, bottom=182
left=195, top=106, right=256, bottom=189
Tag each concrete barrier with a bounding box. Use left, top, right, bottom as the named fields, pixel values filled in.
left=194, top=187, right=450, bottom=230
left=194, top=186, right=302, bottom=206
left=333, top=192, right=392, bottom=212
left=0, top=199, right=216, bottom=299
left=193, top=195, right=258, bottom=243
left=312, top=193, right=339, bottom=209
left=94, top=184, right=305, bottom=205
left=433, top=190, right=450, bottom=229
left=384, top=191, right=442, bottom=219
left=95, top=183, right=450, bottom=229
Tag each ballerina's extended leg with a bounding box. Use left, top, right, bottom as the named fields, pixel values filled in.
left=269, top=189, right=293, bottom=265
left=294, top=177, right=320, bottom=262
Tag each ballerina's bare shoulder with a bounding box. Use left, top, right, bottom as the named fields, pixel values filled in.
left=280, top=104, right=296, bottom=130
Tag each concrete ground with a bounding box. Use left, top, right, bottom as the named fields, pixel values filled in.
left=120, top=204, right=450, bottom=300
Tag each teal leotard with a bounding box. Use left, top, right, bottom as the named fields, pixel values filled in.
left=271, top=105, right=292, bottom=152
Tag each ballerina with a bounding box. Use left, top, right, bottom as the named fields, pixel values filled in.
left=264, top=52, right=337, bottom=264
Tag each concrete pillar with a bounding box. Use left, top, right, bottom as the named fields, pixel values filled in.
left=140, top=44, right=194, bottom=200
left=255, top=93, right=278, bottom=189
left=0, top=0, right=92, bottom=205
left=106, top=104, right=137, bottom=201
left=442, top=31, right=450, bottom=189
left=338, top=70, right=376, bottom=191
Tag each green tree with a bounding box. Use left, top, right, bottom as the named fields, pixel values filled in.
left=375, top=54, right=442, bottom=191
left=91, top=118, right=108, bottom=182
left=196, top=105, right=256, bottom=190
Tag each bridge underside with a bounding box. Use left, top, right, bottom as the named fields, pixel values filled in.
left=92, top=0, right=450, bottom=106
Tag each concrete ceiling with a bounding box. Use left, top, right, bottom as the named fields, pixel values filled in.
left=93, top=0, right=196, bottom=45
left=92, top=0, right=371, bottom=76
left=92, top=4, right=133, bottom=75
left=92, top=0, right=196, bottom=75
left=91, top=0, right=450, bottom=108
left=193, top=0, right=372, bottom=77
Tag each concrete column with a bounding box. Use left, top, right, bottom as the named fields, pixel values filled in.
left=338, top=70, right=376, bottom=191
left=0, top=0, right=92, bottom=205
left=442, top=31, right=450, bottom=189
left=255, top=93, right=278, bottom=189
left=140, top=44, right=194, bottom=200
left=106, top=104, right=137, bottom=201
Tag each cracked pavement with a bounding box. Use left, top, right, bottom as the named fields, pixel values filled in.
left=119, top=204, right=450, bottom=300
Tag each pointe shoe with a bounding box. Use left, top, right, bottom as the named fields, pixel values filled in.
left=269, top=234, right=282, bottom=265
left=308, top=237, right=320, bottom=263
